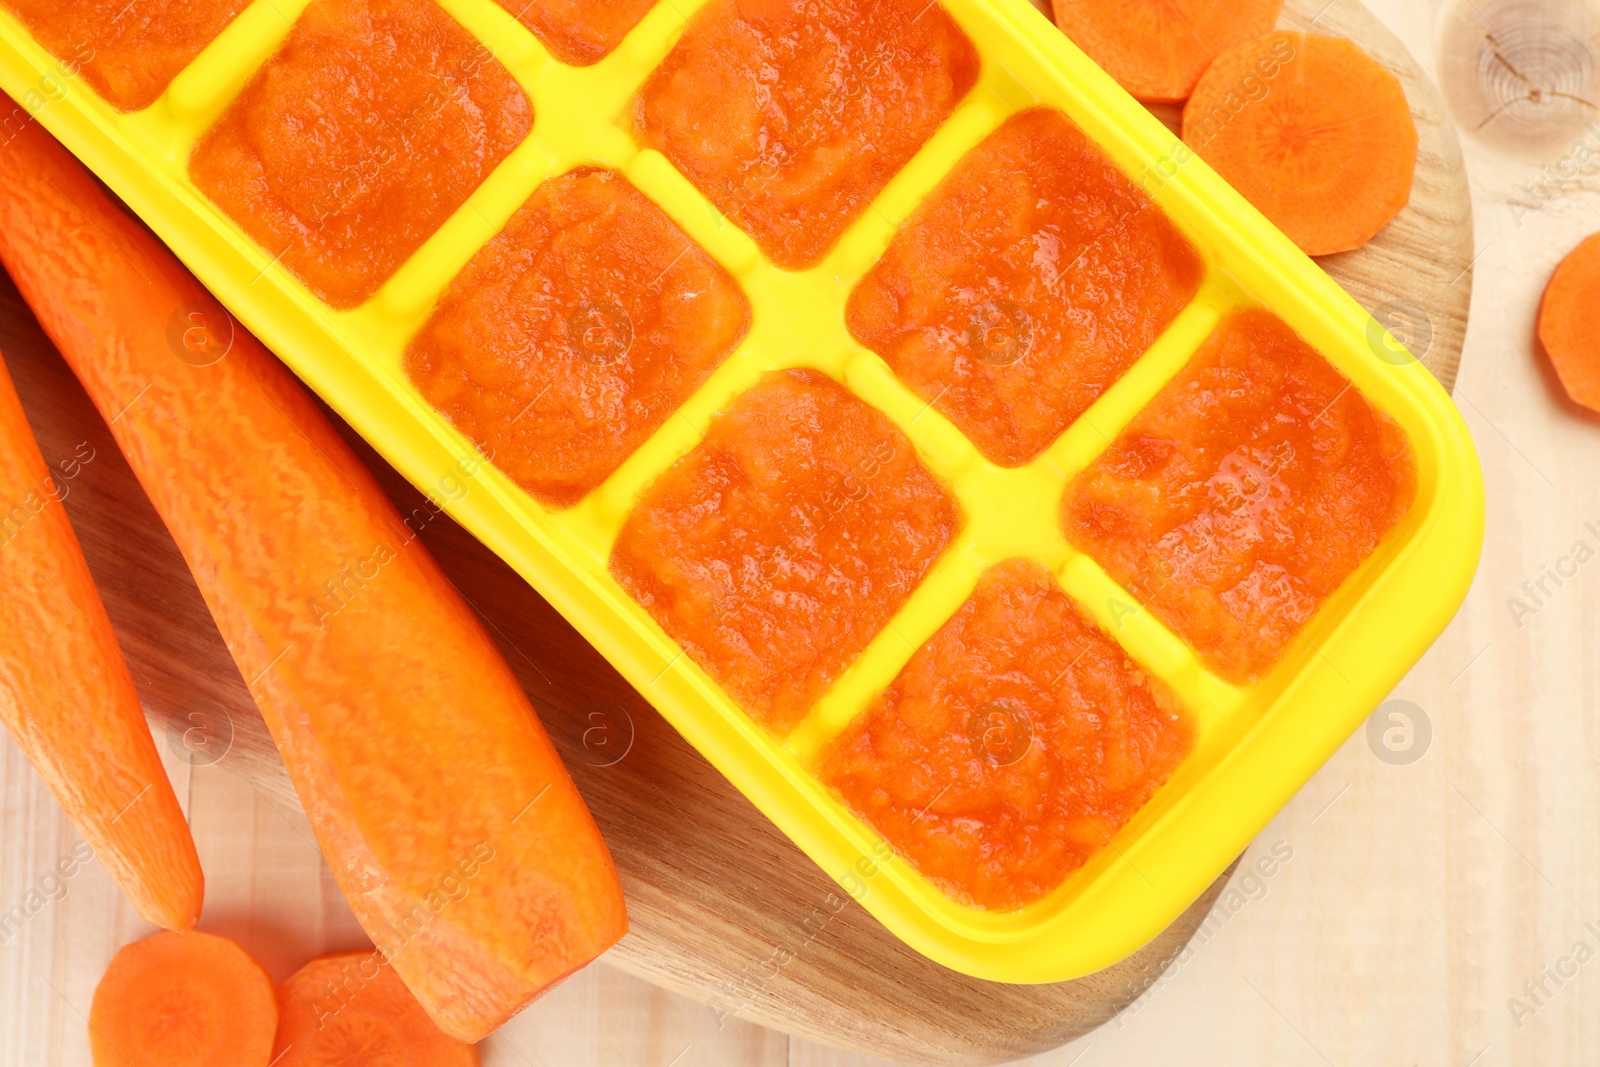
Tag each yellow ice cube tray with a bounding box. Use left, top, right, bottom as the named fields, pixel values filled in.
left=0, top=0, right=1483, bottom=982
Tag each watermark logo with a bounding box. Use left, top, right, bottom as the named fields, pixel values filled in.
left=308, top=541, right=398, bottom=628
left=1508, top=919, right=1600, bottom=1029
left=576, top=701, right=634, bottom=768
left=1138, top=142, right=1196, bottom=198
left=166, top=297, right=235, bottom=367
left=370, top=841, right=494, bottom=961
left=1367, top=300, right=1432, bottom=366
left=0, top=840, right=96, bottom=948
left=1365, top=699, right=1432, bottom=766
left=0, top=40, right=93, bottom=146
left=567, top=300, right=633, bottom=366
left=1507, top=519, right=1600, bottom=629
left=0, top=441, right=96, bottom=551
left=966, top=699, right=1033, bottom=767
left=1182, top=34, right=1297, bottom=151
left=965, top=299, right=1034, bottom=367
left=1115, top=839, right=1294, bottom=1026
left=166, top=699, right=234, bottom=767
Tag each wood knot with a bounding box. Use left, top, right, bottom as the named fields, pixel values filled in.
left=1440, top=0, right=1600, bottom=159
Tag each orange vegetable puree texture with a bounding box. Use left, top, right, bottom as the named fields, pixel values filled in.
left=611, top=369, right=960, bottom=735
left=1064, top=309, right=1415, bottom=684
left=406, top=168, right=750, bottom=508
left=632, top=0, right=980, bottom=270
left=0, top=0, right=251, bottom=111
left=820, top=558, right=1193, bottom=911
left=499, top=0, right=660, bottom=65
left=848, top=107, right=1204, bottom=467
left=189, top=0, right=532, bottom=309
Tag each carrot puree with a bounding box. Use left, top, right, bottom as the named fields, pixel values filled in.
left=189, top=0, right=532, bottom=309
left=1063, top=309, right=1415, bottom=684
left=406, top=169, right=750, bottom=508
left=611, top=369, right=959, bottom=735
left=499, top=0, right=658, bottom=65
left=1, top=0, right=250, bottom=111
left=820, top=558, right=1192, bottom=910
left=632, top=0, right=980, bottom=270
left=847, top=107, right=1203, bottom=467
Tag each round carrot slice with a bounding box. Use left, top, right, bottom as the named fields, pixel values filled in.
left=88, top=931, right=276, bottom=1067
left=1539, top=231, right=1600, bottom=413
left=1052, top=0, right=1284, bottom=103
left=1182, top=32, right=1418, bottom=256
left=271, top=952, right=477, bottom=1067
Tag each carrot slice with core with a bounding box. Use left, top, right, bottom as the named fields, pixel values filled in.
left=1182, top=32, right=1418, bottom=256
left=272, top=951, right=478, bottom=1067
left=1052, top=0, right=1284, bottom=103
left=0, top=106, right=627, bottom=1042
left=88, top=931, right=276, bottom=1067
left=1539, top=231, right=1600, bottom=414
left=0, top=353, right=201, bottom=931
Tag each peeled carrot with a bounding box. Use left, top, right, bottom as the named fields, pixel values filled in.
left=1182, top=32, right=1417, bottom=256
left=0, top=353, right=201, bottom=931
left=0, top=107, right=626, bottom=1041
left=1539, top=231, right=1600, bottom=413
left=88, top=930, right=276, bottom=1067
left=272, top=951, right=478, bottom=1066
left=1052, top=0, right=1283, bottom=103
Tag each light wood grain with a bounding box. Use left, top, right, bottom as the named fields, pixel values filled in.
left=0, top=0, right=1478, bottom=1063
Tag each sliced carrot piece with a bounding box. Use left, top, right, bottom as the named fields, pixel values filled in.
left=0, top=105, right=626, bottom=1042
left=0, top=353, right=201, bottom=931
left=272, top=951, right=477, bottom=1067
left=88, top=931, right=276, bottom=1067
left=1182, top=32, right=1417, bottom=256
left=1539, top=231, right=1600, bottom=413
left=1052, top=0, right=1284, bottom=103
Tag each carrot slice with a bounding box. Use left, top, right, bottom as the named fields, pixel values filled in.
left=88, top=930, right=276, bottom=1067
left=1539, top=231, right=1600, bottom=413
left=0, top=353, right=202, bottom=931
left=1182, top=32, right=1417, bottom=256
left=0, top=106, right=627, bottom=1042
left=272, top=951, right=477, bottom=1067
left=1052, top=0, right=1284, bottom=103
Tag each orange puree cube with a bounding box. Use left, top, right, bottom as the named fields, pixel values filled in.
left=405, top=169, right=750, bottom=508
left=847, top=108, right=1204, bottom=467
left=499, top=0, right=658, bottom=65
left=611, top=369, right=959, bottom=735
left=1, top=0, right=250, bottom=111
left=1063, top=310, right=1415, bottom=684
left=631, top=0, right=980, bottom=270
left=189, top=0, right=532, bottom=309
left=819, top=558, right=1192, bottom=911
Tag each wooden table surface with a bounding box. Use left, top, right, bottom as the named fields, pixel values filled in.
left=2, top=0, right=1595, bottom=1064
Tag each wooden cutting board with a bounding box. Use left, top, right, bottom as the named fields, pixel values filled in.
left=0, top=0, right=1469, bottom=1061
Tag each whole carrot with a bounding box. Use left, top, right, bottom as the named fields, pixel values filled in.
left=0, top=352, right=202, bottom=931
left=0, top=108, right=627, bottom=1041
